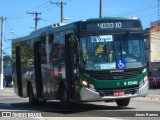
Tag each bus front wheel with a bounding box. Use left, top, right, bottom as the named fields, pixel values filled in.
left=116, top=98, right=130, bottom=107
left=59, top=84, right=70, bottom=108
left=28, top=85, right=37, bottom=105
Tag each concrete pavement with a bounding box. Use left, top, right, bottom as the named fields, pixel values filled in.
left=0, top=87, right=160, bottom=120
left=0, top=87, right=14, bottom=93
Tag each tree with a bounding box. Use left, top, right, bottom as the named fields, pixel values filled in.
left=3, top=55, right=12, bottom=67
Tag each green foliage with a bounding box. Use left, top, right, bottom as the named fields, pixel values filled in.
left=3, top=55, right=12, bottom=67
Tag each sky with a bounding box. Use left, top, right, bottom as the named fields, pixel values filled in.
left=0, top=0, right=159, bottom=55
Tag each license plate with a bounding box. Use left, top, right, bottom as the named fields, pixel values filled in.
left=113, top=91, right=124, bottom=96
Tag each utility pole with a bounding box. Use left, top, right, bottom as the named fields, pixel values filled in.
left=27, top=12, right=41, bottom=30
left=50, top=1, right=66, bottom=23
left=158, top=0, right=160, bottom=25
left=99, top=0, right=102, bottom=18
left=0, top=17, right=6, bottom=89
left=158, top=0, right=160, bottom=40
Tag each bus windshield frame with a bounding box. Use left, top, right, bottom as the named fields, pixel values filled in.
left=78, top=31, right=146, bottom=71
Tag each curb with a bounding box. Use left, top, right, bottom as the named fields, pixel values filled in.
left=134, top=97, right=160, bottom=101
left=0, top=88, right=14, bottom=93
left=147, top=97, right=160, bottom=100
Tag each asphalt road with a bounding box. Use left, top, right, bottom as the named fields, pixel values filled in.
left=0, top=88, right=160, bottom=120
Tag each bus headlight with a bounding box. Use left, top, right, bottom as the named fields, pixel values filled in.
left=143, top=76, right=148, bottom=82
left=81, top=80, right=88, bottom=86
left=142, top=68, right=147, bottom=73
left=140, top=76, right=148, bottom=87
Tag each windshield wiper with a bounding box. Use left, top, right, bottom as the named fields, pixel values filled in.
left=119, top=31, right=130, bottom=60
left=123, top=31, right=130, bottom=41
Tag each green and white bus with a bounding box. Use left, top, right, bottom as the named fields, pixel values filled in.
left=12, top=17, right=148, bottom=107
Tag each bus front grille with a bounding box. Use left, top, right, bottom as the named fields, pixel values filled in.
left=89, top=70, right=142, bottom=80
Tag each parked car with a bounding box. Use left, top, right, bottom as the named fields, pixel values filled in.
left=149, top=77, right=160, bottom=89
left=3, top=76, right=12, bottom=87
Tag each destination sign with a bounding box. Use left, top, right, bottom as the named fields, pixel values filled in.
left=80, top=20, right=141, bottom=31
left=98, top=22, right=122, bottom=29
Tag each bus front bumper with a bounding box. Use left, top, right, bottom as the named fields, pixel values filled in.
left=80, top=81, right=148, bottom=101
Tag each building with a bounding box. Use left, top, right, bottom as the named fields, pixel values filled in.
left=145, top=20, right=160, bottom=77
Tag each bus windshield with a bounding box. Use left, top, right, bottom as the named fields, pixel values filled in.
left=79, top=33, right=146, bottom=70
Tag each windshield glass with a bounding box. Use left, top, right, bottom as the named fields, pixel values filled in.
left=79, top=33, right=146, bottom=70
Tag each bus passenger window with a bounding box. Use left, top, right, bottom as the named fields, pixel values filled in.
left=51, top=37, right=65, bottom=64
left=40, top=40, right=47, bottom=64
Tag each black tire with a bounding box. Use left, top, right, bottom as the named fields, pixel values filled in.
left=6, top=80, right=9, bottom=87
left=3, top=80, right=6, bottom=87
left=59, top=84, right=71, bottom=108
left=116, top=98, right=130, bottom=107
left=37, top=99, right=46, bottom=105
left=28, top=85, right=37, bottom=105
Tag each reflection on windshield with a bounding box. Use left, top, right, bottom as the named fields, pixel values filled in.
left=79, top=33, right=146, bottom=70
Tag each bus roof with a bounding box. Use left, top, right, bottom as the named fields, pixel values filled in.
left=12, top=17, right=141, bottom=44
left=86, top=17, right=139, bottom=21
left=12, top=22, right=70, bottom=44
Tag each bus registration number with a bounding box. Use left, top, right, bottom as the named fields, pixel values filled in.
left=124, top=81, right=138, bottom=86
left=113, top=91, right=124, bottom=96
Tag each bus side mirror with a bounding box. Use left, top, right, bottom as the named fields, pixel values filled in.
left=144, top=33, right=150, bottom=50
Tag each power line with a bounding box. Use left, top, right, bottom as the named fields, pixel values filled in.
left=7, top=0, right=72, bottom=21
left=27, top=1, right=50, bottom=12
left=41, top=0, right=73, bottom=13
left=140, top=12, right=158, bottom=18
left=113, top=5, right=158, bottom=17
left=7, top=1, right=49, bottom=19
left=5, top=20, right=19, bottom=37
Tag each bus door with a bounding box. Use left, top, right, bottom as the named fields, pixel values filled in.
left=16, top=46, right=23, bottom=97
left=34, top=41, right=43, bottom=99
left=39, top=34, right=54, bottom=100
left=65, top=34, right=77, bottom=99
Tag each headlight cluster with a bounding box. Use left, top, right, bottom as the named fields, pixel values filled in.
left=143, top=76, right=148, bottom=82
left=139, top=68, right=148, bottom=87
left=142, top=68, right=147, bottom=73
left=140, top=76, right=148, bottom=87
left=81, top=79, right=95, bottom=91
left=81, top=80, right=88, bottom=86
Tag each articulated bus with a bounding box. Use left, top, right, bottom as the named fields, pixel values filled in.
left=12, top=17, right=148, bottom=107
